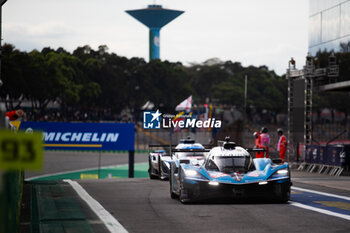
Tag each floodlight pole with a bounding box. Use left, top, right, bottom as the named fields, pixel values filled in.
left=243, top=75, right=248, bottom=136
left=244, top=75, right=247, bottom=114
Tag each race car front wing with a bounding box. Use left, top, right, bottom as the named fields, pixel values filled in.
left=181, top=178, right=292, bottom=202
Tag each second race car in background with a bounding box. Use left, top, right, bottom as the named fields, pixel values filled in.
left=148, top=149, right=172, bottom=180
left=148, top=137, right=208, bottom=180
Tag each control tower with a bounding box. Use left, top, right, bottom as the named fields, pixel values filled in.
left=126, top=4, right=184, bottom=61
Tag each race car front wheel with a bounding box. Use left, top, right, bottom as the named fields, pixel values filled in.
left=149, top=158, right=158, bottom=179
left=279, top=189, right=291, bottom=203
left=179, top=188, right=192, bottom=204
left=170, top=187, right=177, bottom=199
left=276, top=183, right=291, bottom=203
left=169, top=168, right=178, bottom=199
left=158, top=158, right=164, bottom=179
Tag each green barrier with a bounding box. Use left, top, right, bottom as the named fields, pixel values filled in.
left=0, top=170, right=24, bottom=233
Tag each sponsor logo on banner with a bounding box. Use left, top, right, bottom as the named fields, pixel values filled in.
left=43, top=132, right=119, bottom=143
left=18, top=122, right=134, bottom=151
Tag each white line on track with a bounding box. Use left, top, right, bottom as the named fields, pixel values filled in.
left=291, top=186, right=350, bottom=221
left=64, top=179, right=129, bottom=233
left=289, top=201, right=350, bottom=221
left=292, top=186, right=350, bottom=201
left=26, top=162, right=148, bottom=181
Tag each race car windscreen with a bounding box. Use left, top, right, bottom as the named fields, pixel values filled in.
left=205, top=156, right=252, bottom=173
left=175, top=152, right=205, bottom=159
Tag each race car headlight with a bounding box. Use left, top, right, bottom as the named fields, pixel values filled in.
left=270, top=168, right=289, bottom=179
left=208, top=181, right=219, bottom=186
left=277, top=169, right=289, bottom=175
left=183, top=169, right=208, bottom=180
left=184, top=169, right=198, bottom=177
left=258, top=181, right=268, bottom=185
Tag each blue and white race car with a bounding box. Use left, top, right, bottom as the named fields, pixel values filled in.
left=172, top=138, right=207, bottom=166
left=169, top=138, right=292, bottom=203
left=148, top=148, right=173, bottom=180
left=149, top=138, right=206, bottom=180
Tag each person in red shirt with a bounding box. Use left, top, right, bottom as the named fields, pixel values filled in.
left=6, top=109, right=24, bottom=121
left=277, top=128, right=287, bottom=163
left=260, top=127, right=270, bottom=158
left=253, top=131, right=264, bottom=158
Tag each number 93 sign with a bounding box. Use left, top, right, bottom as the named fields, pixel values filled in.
left=0, top=130, right=43, bottom=170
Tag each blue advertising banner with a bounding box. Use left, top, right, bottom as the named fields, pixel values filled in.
left=18, top=122, right=135, bottom=151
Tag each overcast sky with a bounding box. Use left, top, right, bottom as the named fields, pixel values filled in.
left=3, top=0, right=308, bottom=75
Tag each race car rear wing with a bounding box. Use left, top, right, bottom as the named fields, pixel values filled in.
left=148, top=144, right=212, bottom=155
left=172, top=148, right=211, bottom=153
left=245, top=148, right=268, bottom=159
left=217, top=139, right=266, bottom=153
left=246, top=148, right=266, bottom=153
left=148, top=144, right=172, bottom=149
left=149, top=144, right=264, bottom=153
left=148, top=144, right=172, bottom=155
left=148, top=144, right=213, bottom=148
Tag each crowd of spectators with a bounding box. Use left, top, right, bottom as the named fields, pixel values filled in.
left=20, top=108, right=134, bottom=123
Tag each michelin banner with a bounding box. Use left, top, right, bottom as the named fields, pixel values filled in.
left=18, top=122, right=135, bottom=151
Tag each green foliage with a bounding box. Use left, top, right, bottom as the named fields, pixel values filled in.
left=1, top=43, right=292, bottom=116
left=186, top=60, right=287, bottom=112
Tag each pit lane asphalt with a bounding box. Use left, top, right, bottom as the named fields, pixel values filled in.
left=25, top=152, right=350, bottom=232
left=25, top=151, right=148, bottom=179
left=75, top=174, right=350, bottom=233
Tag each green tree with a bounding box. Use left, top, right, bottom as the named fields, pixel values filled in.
left=1, top=44, right=28, bottom=109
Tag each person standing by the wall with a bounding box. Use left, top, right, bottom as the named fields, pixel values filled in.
left=260, top=127, right=270, bottom=158
left=277, top=128, right=287, bottom=163
left=253, top=131, right=264, bottom=158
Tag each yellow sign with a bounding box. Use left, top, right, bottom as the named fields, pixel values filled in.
left=0, top=130, right=43, bottom=170
left=10, top=121, right=21, bottom=131
left=80, top=174, right=99, bottom=179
